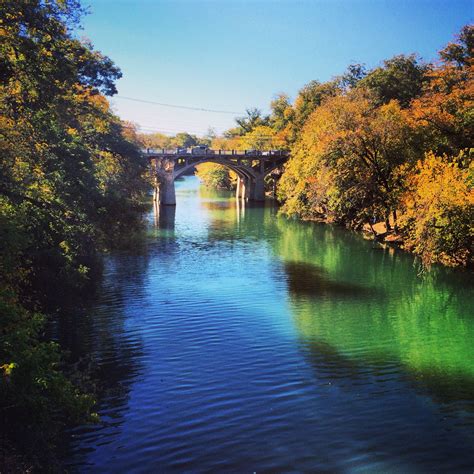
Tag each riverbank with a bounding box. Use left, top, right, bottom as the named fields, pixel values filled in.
left=285, top=207, right=472, bottom=270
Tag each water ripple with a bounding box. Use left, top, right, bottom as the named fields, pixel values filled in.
left=62, top=177, right=474, bottom=473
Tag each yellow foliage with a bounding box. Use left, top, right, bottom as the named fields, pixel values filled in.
left=195, top=162, right=236, bottom=189
left=1, top=363, right=16, bottom=377
left=399, top=152, right=474, bottom=267
left=211, top=136, right=242, bottom=151
left=279, top=89, right=412, bottom=222
left=409, top=63, right=473, bottom=153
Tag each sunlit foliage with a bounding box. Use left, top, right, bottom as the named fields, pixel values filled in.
left=196, top=163, right=237, bottom=190
left=274, top=25, right=473, bottom=267
left=358, top=54, right=429, bottom=107
left=409, top=27, right=473, bottom=156
left=279, top=90, right=414, bottom=227
left=232, top=107, right=270, bottom=135
left=399, top=153, right=474, bottom=267
left=240, top=125, right=281, bottom=151
left=1, top=0, right=148, bottom=466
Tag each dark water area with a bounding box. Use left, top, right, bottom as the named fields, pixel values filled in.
left=60, top=176, right=474, bottom=473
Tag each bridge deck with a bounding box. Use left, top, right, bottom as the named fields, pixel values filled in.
left=143, top=149, right=288, bottom=160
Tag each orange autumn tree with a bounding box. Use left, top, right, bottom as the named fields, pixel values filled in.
left=398, top=25, right=474, bottom=267
left=276, top=24, right=473, bottom=267
left=279, top=89, right=414, bottom=228
left=409, top=25, right=473, bottom=157
left=399, top=153, right=474, bottom=267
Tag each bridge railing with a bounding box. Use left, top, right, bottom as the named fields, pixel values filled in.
left=143, top=148, right=288, bottom=157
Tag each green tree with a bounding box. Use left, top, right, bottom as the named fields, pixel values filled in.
left=173, top=132, right=198, bottom=148
left=0, top=0, right=148, bottom=466
left=269, top=93, right=292, bottom=132
left=234, top=108, right=269, bottom=135
left=337, top=63, right=367, bottom=90
left=358, top=54, right=429, bottom=107
left=195, top=163, right=236, bottom=189
left=139, top=131, right=173, bottom=149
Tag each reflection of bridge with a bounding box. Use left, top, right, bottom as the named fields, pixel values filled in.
left=145, top=149, right=289, bottom=205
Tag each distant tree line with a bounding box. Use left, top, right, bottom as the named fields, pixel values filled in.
left=139, top=131, right=211, bottom=150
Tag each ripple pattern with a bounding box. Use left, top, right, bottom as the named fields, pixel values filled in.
left=62, top=177, right=474, bottom=473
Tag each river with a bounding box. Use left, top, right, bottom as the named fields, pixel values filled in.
left=61, top=175, right=474, bottom=472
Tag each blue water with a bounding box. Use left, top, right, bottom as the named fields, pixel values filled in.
left=62, top=176, right=474, bottom=473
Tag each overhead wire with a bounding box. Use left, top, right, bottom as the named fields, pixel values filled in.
left=116, top=94, right=280, bottom=138
left=123, top=124, right=284, bottom=139
left=123, top=125, right=285, bottom=141
left=114, top=95, right=245, bottom=115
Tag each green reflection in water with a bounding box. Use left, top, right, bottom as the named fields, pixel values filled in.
left=168, top=180, right=474, bottom=404
left=271, top=216, right=474, bottom=403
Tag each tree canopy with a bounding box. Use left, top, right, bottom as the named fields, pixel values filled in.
left=271, top=25, right=473, bottom=268
left=1, top=1, right=148, bottom=466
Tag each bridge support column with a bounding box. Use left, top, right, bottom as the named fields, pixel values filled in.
left=243, top=176, right=251, bottom=200
left=160, top=172, right=176, bottom=205
left=154, top=200, right=176, bottom=228
left=236, top=175, right=250, bottom=200
left=236, top=175, right=242, bottom=199
left=151, top=157, right=176, bottom=206
left=251, top=174, right=266, bottom=201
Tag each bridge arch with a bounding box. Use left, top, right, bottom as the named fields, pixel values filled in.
left=173, top=158, right=257, bottom=181
left=173, top=158, right=263, bottom=201
left=148, top=149, right=289, bottom=205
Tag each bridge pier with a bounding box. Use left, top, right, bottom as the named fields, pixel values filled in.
left=236, top=176, right=242, bottom=199
left=236, top=175, right=250, bottom=200
left=153, top=200, right=176, bottom=228
left=151, top=157, right=177, bottom=206
left=161, top=173, right=176, bottom=206
left=153, top=172, right=176, bottom=206
left=235, top=174, right=265, bottom=201
left=243, top=176, right=251, bottom=200
left=251, top=175, right=266, bottom=201
left=155, top=172, right=265, bottom=204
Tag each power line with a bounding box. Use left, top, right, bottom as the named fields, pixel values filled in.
left=115, top=95, right=245, bottom=115
left=135, top=126, right=229, bottom=136
left=125, top=127, right=284, bottom=141
left=123, top=124, right=284, bottom=141
left=133, top=119, right=232, bottom=129
left=132, top=123, right=229, bottom=134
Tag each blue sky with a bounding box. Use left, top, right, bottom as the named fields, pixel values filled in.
left=80, top=0, right=472, bottom=136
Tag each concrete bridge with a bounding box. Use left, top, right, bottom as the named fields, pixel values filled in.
left=146, top=148, right=289, bottom=205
